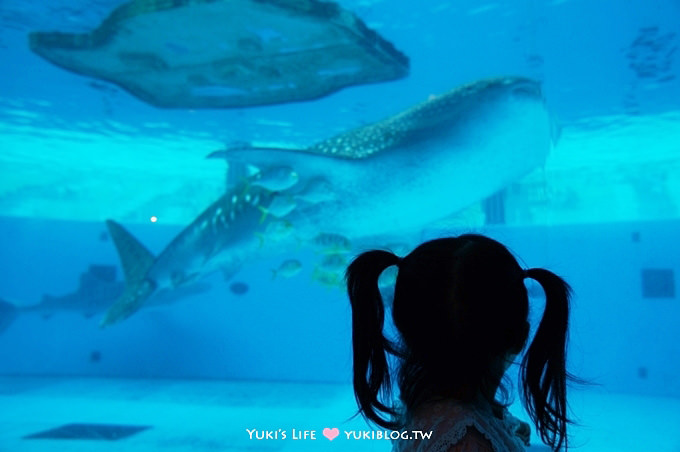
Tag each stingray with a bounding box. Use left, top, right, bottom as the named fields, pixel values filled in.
left=28, top=0, right=409, bottom=108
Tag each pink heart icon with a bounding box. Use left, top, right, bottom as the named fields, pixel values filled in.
left=322, top=427, right=340, bottom=441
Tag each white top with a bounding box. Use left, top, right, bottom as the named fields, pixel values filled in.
left=392, top=398, right=528, bottom=452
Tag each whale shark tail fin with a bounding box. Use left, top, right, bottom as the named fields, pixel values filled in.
left=105, top=220, right=155, bottom=287
left=100, top=220, right=156, bottom=327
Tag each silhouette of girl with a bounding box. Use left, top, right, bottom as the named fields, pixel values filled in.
left=347, top=234, right=577, bottom=451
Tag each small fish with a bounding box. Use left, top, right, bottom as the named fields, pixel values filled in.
left=272, top=259, right=302, bottom=279
left=251, top=166, right=299, bottom=191
left=318, top=254, right=348, bottom=272
left=265, top=219, right=294, bottom=238
left=313, top=233, right=351, bottom=254
left=259, top=194, right=296, bottom=222
left=311, top=267, right=344, bottom=290
left=229, top=281, right=249, bottom=295
left=294, top=177, right=336, bottom=204
left=255, top=219, right=295, bottom=247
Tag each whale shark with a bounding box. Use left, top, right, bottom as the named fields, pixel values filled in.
left=0, top=264, right=211, bottom=333
left=101, top=76, right=556, bottom=326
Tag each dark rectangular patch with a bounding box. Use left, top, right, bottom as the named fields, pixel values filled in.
left=641, top=268, right=675, bottom=298
left=483, top=190, right=506, bottom=225
left=23, top=423, right=151, bottom=441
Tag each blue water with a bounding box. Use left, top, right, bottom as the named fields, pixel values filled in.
left=1, top=0, right=680, bottom=450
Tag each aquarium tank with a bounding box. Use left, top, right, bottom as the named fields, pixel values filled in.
left=0, top=0, right=678, bottom=450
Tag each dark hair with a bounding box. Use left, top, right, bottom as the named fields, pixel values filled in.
left=346, top=234, right=576, bottom=450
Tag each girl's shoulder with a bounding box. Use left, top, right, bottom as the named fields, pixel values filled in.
left=392, top=399, right=526, bottom=452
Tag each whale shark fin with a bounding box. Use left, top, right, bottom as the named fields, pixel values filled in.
left=101, top=220, right=157, bottom=327
left=207, top=143, right=309, bottom=160
left=205, top=82, right=490, bottom=164
left=105, top=220, right=155, bottom=286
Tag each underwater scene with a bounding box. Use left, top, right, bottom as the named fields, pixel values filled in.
left=0, top=0, right=679, bottom=450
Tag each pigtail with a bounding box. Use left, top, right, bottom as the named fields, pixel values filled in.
left=346, top=250, right=401, bottom=429
left=520, top=268, right=574, bottom=450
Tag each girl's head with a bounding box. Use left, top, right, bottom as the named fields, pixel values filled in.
left=393, top=236, right=529, bottom=395
left=347, top=234, right=575, bottom=450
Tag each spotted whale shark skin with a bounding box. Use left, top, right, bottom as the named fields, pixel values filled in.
left=101, top=185, right=278, bottom=326
left=102, top=76, right=554, bottom=326
left=211, top=76, right=555, bottom=237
